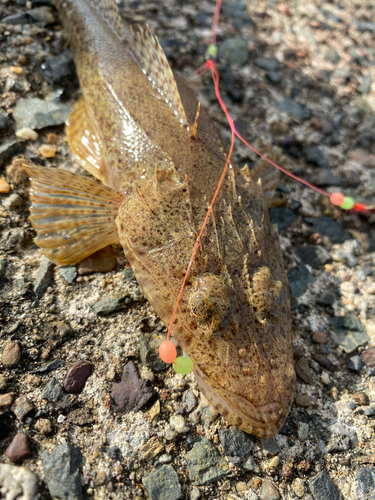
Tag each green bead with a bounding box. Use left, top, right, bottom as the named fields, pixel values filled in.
left=340, top=196, right=355, bottom=210
left=206, top=44, right=218, bottom=60
left=173, top=356, right=194, bottom=374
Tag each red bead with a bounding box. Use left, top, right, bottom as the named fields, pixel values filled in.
left=330, top=192, right=345, bottom=206
left=159, top=340, right=177, bottom=363
left=353, top=203, right=367, bottom=212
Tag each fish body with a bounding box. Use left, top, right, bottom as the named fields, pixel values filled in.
left=27, top=0, right=295, bottom=437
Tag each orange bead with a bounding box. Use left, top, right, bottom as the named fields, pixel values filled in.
left=159, top=340, right=177, bottom=363
left=330, top=192, right=345, bottom=206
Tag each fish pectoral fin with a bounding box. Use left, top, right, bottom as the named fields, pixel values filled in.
left=130, top=24, right=188, bottom=127
left=25, top=165, right=125, bottom=265
left=66, top=97, right=109, bottom=186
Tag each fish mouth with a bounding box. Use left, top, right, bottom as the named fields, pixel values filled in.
left=193, top=365, right=294, bottom=438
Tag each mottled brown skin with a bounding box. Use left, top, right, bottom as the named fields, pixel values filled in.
left=55, top=0, right=295, bottom=437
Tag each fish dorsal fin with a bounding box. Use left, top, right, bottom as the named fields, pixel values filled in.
left=130, top=24, right=188, bottom=127
left=91, top=0, right=125, bottom=39
left=66, top=97, right=109, bottom=186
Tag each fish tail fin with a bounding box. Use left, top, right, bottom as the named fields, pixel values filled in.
left=25, top=165, right=125, bottom=265
left=55, top=0, right=125, bottom=40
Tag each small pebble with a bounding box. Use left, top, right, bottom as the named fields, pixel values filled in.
left=15, top=127, right=38, bottom=141
left=190, top=487, right=201, bottom=500
left=5, top=433, right=32, bottom=464
left=39, top=144, right=57, bottom=158
left=64, top=360, right=92, bottom=394
left=363, top=406, right=375, bottom=417
left=34, top=418, right=53, bottom=435
left=297, top=422, right=310, bottom=442
left=47, top=132, right=58, bottom=143
left=311, top=331, right=327, bottom=343
left=292, top=478, right=305, bottom=498
left=3, top=193, right=22, bottom=211
left=2, top=342, right=21, bottom=367
left=321, top=372, right=331, bottom=385
left=295, top=358, right=312, bottom=384
left=0, top=374, right=7, bottom=391
left=260, top=479, right=280, bottom=500
left=10, top=395, right=34, bottom=421
left=0, top=392, right=14, bottom=409
left=295, top=394, right=311, bottom=407
left=94, top=471, right=107, bottom=486
left=78, top=246, right=117, bottom=275
left=0, top=178, right=10, bottom=193
left=352, top=392, right=369, bottom=406
left=261, top=438, right=281, bottom=457
left=170, top=415, right=189, bottom=434
left=347, top=355, right=364, bottom=373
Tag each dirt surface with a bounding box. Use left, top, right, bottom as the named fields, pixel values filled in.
left=0, top=1, right=375, bottom=500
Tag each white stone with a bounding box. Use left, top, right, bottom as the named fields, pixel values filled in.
left=15, top=127, right=38, bottom=141
left=0, top=464, right=38, bottom=500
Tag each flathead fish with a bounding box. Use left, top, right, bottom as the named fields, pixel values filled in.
left=26, top=0, right=295, bottom=437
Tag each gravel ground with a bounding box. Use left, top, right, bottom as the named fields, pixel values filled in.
left=1, top=1, right=375, bottom=499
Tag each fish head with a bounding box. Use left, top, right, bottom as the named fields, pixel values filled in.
left=182, top=264, right=295, bottom=438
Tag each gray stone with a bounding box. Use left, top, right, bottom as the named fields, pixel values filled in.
left=269, top=208, right=296, bottom=231
left=182, top=391, right=197, bottom=412
left=0, top=257, right=7, bottom=286
left=354, top=20, right=375, bottom=32
left=219, top=427, right=254, bottom=458
left=347, top=355, right=364, bottom=373
left=0, top=112, right=9, bottom=129
left=59, top=266, right=77, bottom=284
left=142, top=465, right=183, bottom=500
left=42, top=50, right=76, bottom=84
left=1, top=13, right=28, bottom=24
left=330, top=313, right=370, bottom=354
left=13, top=97, right=72, bottom=130
left=288, top=264, right=315, bottom=298
left=303, top=146, right=329, bottom=168
left=295, top=245, right=331, bottom=268
left=92, top=292, right=132, bottom=315
left=261, top=438, right=281, bottom=457
left=35, top=360, right=65, bottom=374
left=185, top=438, right=230, bottom=485
left=316, top=290, right=335, bottom=307
left=142, top=465, right=184, bottom=500
left=310, top=169, right=341, bottom=186
left=266, top=71, right=282, bottom=84
left=305, top=217, right=351, bottom=244
left=359, top=73, right=372, bottom=94
left=357, top=467, right=375, bottom=495
left=242, top=455, right=260, bottom=473
left=309, top=471, right=343, bottom=500
left=221, top=3, right=253, bottom=28
left=254, top=57, right=281, bottom=72
left=33, top=256, right=55, bottom=296
left=323, top=47, right=341, bottom=64
left=139, top=334, right=179, bottom=372
left=297, top=422, right=310, bottom=442
left=219, top=37, right=249, bottom=66
left=26, top=6, right=56, bottom=26
left=43, top=443, right=82, bottom=500
left=42, top=377, right=64, bottom=402
left=364, top=406, right=375, bottom=417
left=278, top=98, right=311, bottom=121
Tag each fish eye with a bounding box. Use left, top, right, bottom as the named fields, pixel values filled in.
left=188, top=273, right=234, bottom=332
left=250, top=266, right=284, bottom=324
